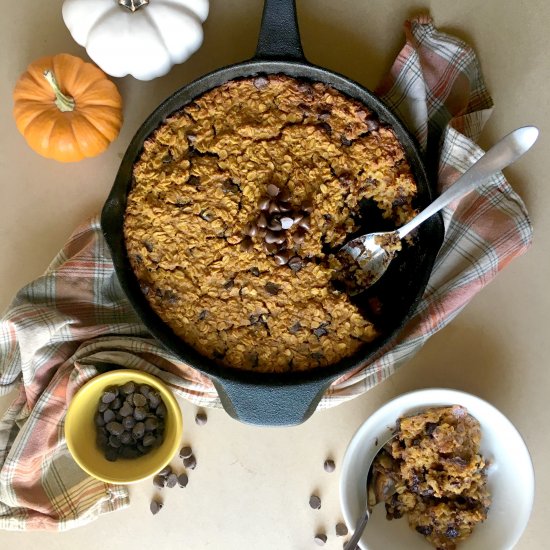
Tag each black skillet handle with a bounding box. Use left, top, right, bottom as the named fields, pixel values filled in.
left=254, top=0, right=306, bottom=61
left=212, top=377, right=330, bottom=426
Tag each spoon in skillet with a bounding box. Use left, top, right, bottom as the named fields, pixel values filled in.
left=344, top=433, right=399, bottom=550
left=339, top=126, right=539, bottom=291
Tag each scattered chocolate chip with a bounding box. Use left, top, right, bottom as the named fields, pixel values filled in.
left=335, top=523, right=348, bottom=537
left=150, top=500, right=163, bottom=515
left=186, top=133, right=196, bottom=145
left=153, top=475, right=165, bottom=489
left=166, top=473, right=178, bottom=488
left=265, top=281, right=281, bottom=295
left=245, top=223, right=258, bottom=237
left=253, top=75, right=269, bottom=89
left=195, top=412, right=207, bottom=426
left=178, top=473, right=189, bottom=487
left=264, top=241, right=279, bottom=255
left=268, top=201, right=281, bottom=214
left=267, top=217, right=283, bottom=231
left=324, top=459, right=336, bottom=473
left=184, top=454, right=197, bottom=470
left=179, top=446, right=193, bottom=459
left=222, top=178, right=240, bottom=194
left=314, top=533, right=327, bottom=546
left=288, top=256, right=303, bottom=272
left=302, top=199, right=313, bottom=213
left=250, top=267, right=260, bottom=277
left=257, top=213, right=268, bottom=228
left=309, top=494, right=322, bottom=510
left=158, top=465, right=172, bottom=477
left=293, top=228, right=307, bottom=245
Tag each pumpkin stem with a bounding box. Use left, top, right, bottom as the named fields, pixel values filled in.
left=43, top=70, right=75, bottom=113
left=118, top=0, right=149, bottom=12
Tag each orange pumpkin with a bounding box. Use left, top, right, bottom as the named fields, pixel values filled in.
left=13, top=53, right=123, bottom=162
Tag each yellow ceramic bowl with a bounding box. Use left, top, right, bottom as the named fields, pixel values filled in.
left=65, top=369, right=182, bottom=484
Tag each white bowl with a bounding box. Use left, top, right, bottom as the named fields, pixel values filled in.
left=340, top=389, right=534, bottom=550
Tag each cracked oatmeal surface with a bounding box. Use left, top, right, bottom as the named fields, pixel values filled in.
left=123, top=74, right=418, bottom=372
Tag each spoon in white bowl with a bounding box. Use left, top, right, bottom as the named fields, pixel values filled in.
left=344, top=433, right=398, bottom=550
left=339, top=126, right=539, bottom=291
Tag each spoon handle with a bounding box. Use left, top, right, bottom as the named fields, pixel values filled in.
left=344, top=508, right=370, bottom=550
left=397, top=126, right=539, bottom=239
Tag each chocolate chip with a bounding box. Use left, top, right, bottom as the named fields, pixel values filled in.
left=178, top=473, right=189, bottom=487
left=309, top=494, right=321, bottom=510
left=120, top=431, right=132, bottom=445
left=143, top=433, right=157, bottom=447
left=187, top=133, right=196, bottom=144
left=245, top=223, right=258, bottom=237
left=324, top=459, right=336, bottom=473
left=184, top=455, right=197, bottom=470
left=265, top=230, right=283, bottom=244
left=268, top=201, right=281, bottom=214
left=268, top=218, right=283, bottom=231
left=335, top=523, right=348, bottom=537
left=425, top=422, right=437, bottom=436
left=134, top=406, right=147, bottom=421
left=108, top=435, right=121, bottom=448
left=366, top=117, right=380, bottom=132
left=298, top=216, right=311, bottom=231
left=340, top=135, right=353, bottom=146
left=266, top=183, right=280, bottom=197
left=139, top=385, right=151, bottom=396
left=119, top=402, right=133, bottom=417
left=241, top=236, right=253, bottom=252
left=106, top=421, right=124, bottom=436
left=187, top=175, right=200, bottom=186
left=148, top=392, right=161, bottom=409
left=265, top=282, right=281, bottom=295
left=103, top=409, right=116, bottom=424
left=293, top=228, right=307, bottom=245
left=179, top=446, right=193, bottom=459
left=257, top=213, right=268, bottom=228
left=145, top=417, right=159, bottom=431
left=198, top=309, right=209, bottom=321
left=318, top=122, right=332, bottom=134
left=132, top=422, right=145, bottom=440
left=156, top=403, right=167, bottom=418
left=199, top=210, right=214, bottom=222
left=313, top=324, right=329, bottom=338
left=158, top=465, right=172, bottom=477
left=258, top=197, right=270, bottom=211
left=94, top=412, right=105, bottom=427
left=150, top=500, right=163, bottom=515
left=166, top=473, right=178, bottom=488
left=314, top=533, right=327, bottom=546
left=274, top=251, right=291, bottom=266
left=153, top=475, right=165, bottom=489
left=264, top=242, right=279, bottom=255
left=223, top=279, right=234, bottom=291
left=105, top=447, right=118, bottom=462
left=253, top=75, right=269, bottom=89
left=415, top=525, right=433, bottom=536
left=289, top=322, right=302, bottom=334
left=277, top=216, right=292, bottom=230
left=122, top=416, right=135, bottom=430
left=195, top=412, right=207, bottom=425
left=98, top=401, right=109, bottom=413
left=250, top=267, right=260, bottom=277
left=288, top=256, right=303, bottom=272
left=101, top=389, right=117, bottom=404
left=222, top=178, right=240, bottom=194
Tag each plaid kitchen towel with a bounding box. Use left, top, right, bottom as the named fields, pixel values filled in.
left=0, top=15, right=533, bottom=530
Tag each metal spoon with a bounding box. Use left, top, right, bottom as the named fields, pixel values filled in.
left=344, top=433, right=398, bottom=550
left=339, top=126, right=539, bottom=290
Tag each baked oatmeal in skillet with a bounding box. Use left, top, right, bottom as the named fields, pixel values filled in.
left=123, top=74, right=418, bottom=372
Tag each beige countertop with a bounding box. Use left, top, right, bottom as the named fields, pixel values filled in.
left=1, top=0, right=548, bottom=548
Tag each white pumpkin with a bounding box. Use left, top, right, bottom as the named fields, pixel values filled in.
left=62, top=0, right=209, bottom=81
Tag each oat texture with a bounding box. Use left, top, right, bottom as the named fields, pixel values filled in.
left=123, top=74, right=418, bottom=372
left=373, top=406, right=491, bottom=549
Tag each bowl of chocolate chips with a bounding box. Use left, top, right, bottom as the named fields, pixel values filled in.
left=65, top=370, right=183, bottom=484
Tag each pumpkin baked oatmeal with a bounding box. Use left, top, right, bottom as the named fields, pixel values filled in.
left=370, top=406, right=491, bottom=550
left=123, top=74, right=419, bottom=372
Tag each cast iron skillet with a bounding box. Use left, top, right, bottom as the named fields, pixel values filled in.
left=101, top=0, right=444, bottom=426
